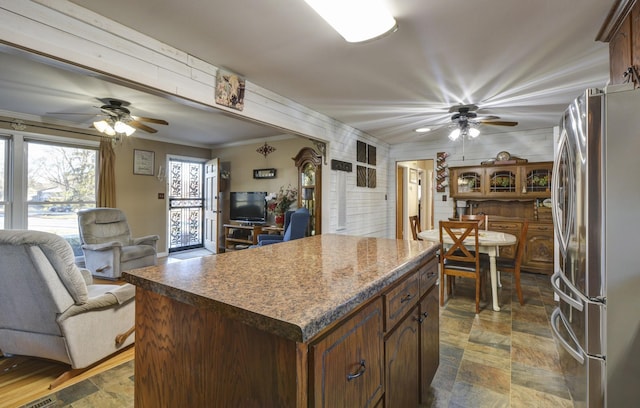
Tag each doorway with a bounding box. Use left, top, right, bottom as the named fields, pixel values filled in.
left=396, top=160, right=434, bottom=240
left=167, top=156, right=206, bottom=252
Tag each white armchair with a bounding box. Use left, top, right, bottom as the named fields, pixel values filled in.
left=78, top=208, right=159, bottom=280
left=0, top=230, right=136, bottom=388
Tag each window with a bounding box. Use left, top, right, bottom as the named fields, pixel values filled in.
left=3, top=134, right=99, bottom=257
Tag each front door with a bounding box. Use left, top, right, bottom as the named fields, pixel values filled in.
left=167, top=158, right=205, bottom=252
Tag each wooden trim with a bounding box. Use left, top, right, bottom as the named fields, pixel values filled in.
left=596, top=0, right=638, bottom=42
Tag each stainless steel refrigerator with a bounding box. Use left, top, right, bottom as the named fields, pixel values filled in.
left=551, top=86, right=640, bottom=407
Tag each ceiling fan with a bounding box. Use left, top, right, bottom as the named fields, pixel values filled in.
left=416, top=103, right=518, bottom=140
left=447, top=104, right=517, bottom=140
left=49, top=98, right=168, bottom=136
left=92, top=98, right=168, bottom=135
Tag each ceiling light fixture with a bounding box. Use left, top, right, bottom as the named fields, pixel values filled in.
left=303, top=0, right=397, bottom=43
left=448, top=123, right=480, bottom=141
left=93, top=117, right=135, bottom=137
left=414, top=127, right=431, bottom=133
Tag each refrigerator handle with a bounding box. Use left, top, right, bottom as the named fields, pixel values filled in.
left=551, top=270, right=584, bottom=311
left=551, top=308, right=585, bottom=364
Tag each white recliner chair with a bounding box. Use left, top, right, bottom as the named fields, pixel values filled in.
left=77, top=208, right=159, bottom=280
left=0, top=230, right=136, bottom=388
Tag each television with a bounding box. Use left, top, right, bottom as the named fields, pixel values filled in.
left=229, top=191, right=267, bottom=223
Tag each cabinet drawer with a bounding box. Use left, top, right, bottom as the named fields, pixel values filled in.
left=384, top=271, right=419, bottom=331
left=418, top=258, right=438, bottom=297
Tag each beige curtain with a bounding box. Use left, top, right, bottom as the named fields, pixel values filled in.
left=97, top=137, right=116, bottom=207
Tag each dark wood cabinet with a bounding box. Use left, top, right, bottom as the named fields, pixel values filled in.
left=598, top=1, right=640, bottom=85
left=523, top=223, right=555, bottom=274
left=384, top=305, right=420, bottom=408
left=488, top=218, right=554, bottom=275
left=450, top=161, right=554, bottom=275
left=294, top=147, right=322, bottom=235
left=450, top=162, right=552, bottom=200
left=310, top=299, right=384, bottom=408
left=419, top=285, right=439, bottom=402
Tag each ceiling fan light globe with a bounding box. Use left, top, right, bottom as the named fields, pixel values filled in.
left=114, top=120, right=136, bottom=136
left=469, top=127, right=480, bottom=138
left=93, top=119, right=116, bottom=136
left=448, top=128, right=461, bottom=141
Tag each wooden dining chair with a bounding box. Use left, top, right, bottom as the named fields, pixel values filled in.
left=460, top=214, right=488, bottom=230
left=486, top=220, right=529, bottom=305
left=409, top=215, right=422, bottom=240
left=439, top=221, right=485, bottom=313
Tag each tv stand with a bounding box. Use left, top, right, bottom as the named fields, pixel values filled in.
left=223, top=224, right=283, bottom=251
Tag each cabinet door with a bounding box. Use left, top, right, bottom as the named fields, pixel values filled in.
left=385, top=306, right=419, bottom=408
left=487, top=220, right=522, bottom=260
left=486, top=166, right=520, bottom=197
left=522, top=223, right=554, bottom=275
left=522, top=162, right=552, bottom=198
left=450, top=167, right=484, bottom=197
left=419, top=285, right=439, bottom=402
left=310, top=299, right=383, bottom=408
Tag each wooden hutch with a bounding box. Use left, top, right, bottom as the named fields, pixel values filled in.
left=449, top=158, right=554, bottom=275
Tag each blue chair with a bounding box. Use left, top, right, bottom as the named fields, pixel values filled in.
left=255, top=208, right=310, bottom=246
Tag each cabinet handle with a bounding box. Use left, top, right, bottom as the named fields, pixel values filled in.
left=347, top=360, right=366, bottom=381
left=400, top=293, right=414, bottom=303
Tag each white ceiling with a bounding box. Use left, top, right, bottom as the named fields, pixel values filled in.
left=0, top=1, right=615, bottom=147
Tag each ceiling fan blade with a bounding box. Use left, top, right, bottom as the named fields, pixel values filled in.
left=46, top=112, right=99, bottom=116
left=480, top=120, right=518, bottom=126
left=133, top=116, right=169, bottom=125
left=129, top=120, right=158, bottom=133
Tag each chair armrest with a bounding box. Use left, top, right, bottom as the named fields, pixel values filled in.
left=82, top=241, right=123, bottom=251
left=132, top=235, right=160, bottom=246
left=258, top=239, right=283, bottom=246
left=57, top=284, right=135, bottom=321
left=257, top=234, right=283, bottom=243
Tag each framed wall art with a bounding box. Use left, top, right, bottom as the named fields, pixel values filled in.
left=133, top=149, right=155, bottom=176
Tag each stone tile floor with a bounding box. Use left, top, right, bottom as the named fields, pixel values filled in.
left=422, top=271, right=573, bottom=407
left=24, top=270, right=573, bottom=407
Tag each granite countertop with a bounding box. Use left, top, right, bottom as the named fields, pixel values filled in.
left=123, top=234, right=438, bottom=343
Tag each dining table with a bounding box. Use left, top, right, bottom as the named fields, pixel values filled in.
left=418, top=228, right=517, bottom=312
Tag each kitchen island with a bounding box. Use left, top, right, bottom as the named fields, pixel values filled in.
left=123, top=234, right=439, bottom=407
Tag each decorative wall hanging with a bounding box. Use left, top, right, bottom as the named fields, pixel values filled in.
left=253, top=168, right=277, bottom=179
left=436, top=152, right=448, bottom=192
left=356, top=141, right=376, bottom=188
left=215, top=69, right=245, bottom=111
left=368, top=145, right=377, bottom=165
left=357, top=141, right=367, bottom=163
left=331, top=159, right=352, bottom=172
left=357, top=165, right=367, bottom=187
left=256, top=142, right=276, bottom=157
left=133, top=149, right=155, bottom=176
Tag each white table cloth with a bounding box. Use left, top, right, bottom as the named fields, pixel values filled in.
left=418, top=229, right=517, bottom=311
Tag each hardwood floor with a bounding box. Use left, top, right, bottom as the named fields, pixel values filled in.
left=0, top=347, right=134, bottom=407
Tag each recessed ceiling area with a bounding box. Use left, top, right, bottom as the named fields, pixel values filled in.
left=0, top=48, right=286, bottom=147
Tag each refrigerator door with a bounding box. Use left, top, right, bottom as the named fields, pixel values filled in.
left=551, top=305, right=605, bottom=408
